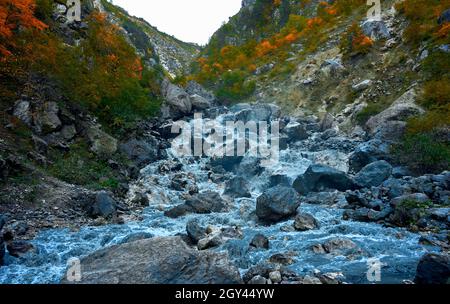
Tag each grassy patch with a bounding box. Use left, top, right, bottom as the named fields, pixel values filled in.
left=46, top=140, right=120, bottom=190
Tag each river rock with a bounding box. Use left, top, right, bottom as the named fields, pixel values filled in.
left=256, top=186, right=301, bottom=223
left=62, top=237, right=243, bottom=284
left=283, top=122, right=308, bottom=142
left=250, top=234, right=270, bottom=250
left=415, top=253, right=450, bottom=284
left=186, top=220, right=206, bottom=244
left=165, top=191, right=227, bottom=218
left=348, top=139, right=389, bottom=174
left=89, top=192, right=117, bottom=218
left=314, top=238, right=360, bottom=256
left=224, top=176, right=251, bottom=198
left=354, top=160, right=393, bottom=188
left=293, top=164, right=356, bottom=195
left=294, top=213, right=320, bottom=231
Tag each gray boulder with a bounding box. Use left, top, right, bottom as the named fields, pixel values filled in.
left=313, top=238, right=361, bottom=256
left=250, top=234, right=269, bottom=250
left=362, top=20, right=391, bottom=40
left=161, top=79, right=192, bottom=119
left=352, top=80, right=372, bottom=93
left=256, top=186, right=301, bottom=223
left=120, top=137, right=160, bottom=168
left=165, top=191, right=227, bottom=218
left=186, top=220, right=206, bottom=244
left=89, top=192, right=117, bottom=218
left=354, top=160, right=393, bottom=188
left=85, top=124, right=118, bottom=157
left=13, top=100, right=32, bottom=126
left=62, top=237, right=243, bottom=284
left=233, top=104, right=281, bottom=123
left=348, top=139, right=389, bottom=174
left=283, top=122, right=308, bottom=142
left=6, top=241, right=34, bottom=258
left=294, top=213, right=320, bottom=231
left=35, top=102, right=62, bottom=134
left=224, top=176, right=251, bottom=198
left=293, top=164, right=356, bottom=195
left=415, top=253, right=450, bottom=284
left=366, top=89, right=424, bottom=134
left=190, top=94, right=211, bottom=111
left=186, top=80, right=215, bottom=103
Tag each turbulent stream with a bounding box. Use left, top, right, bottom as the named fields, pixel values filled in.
left=0, top=106, right=437, bottom=284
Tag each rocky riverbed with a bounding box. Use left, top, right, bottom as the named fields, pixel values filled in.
left=0, top=103, right=449, bottom=284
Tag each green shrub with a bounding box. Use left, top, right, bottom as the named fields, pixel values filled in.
left=392, top=132, right=450, bottom=175
left=355, top=103, right=385, bottom=124
left=215, top=70, right=256, bottom=103
left=47, top=140, right=120, bottom=190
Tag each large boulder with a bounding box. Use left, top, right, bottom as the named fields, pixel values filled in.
left=283, top=121, right=309, bottom=142
left=313, top=238, right=361, bottom=256
left=293, top=164, right=356, bottom=195
left=13, top=100, right=32, bottom=126
left=161, top=79, right=192, bottom=119
left=84, top=124, right=118, bottom=157
left=186, top=220, right=206, bottom=244
left=120, top=137, right=160, bottom=168
left=186, top=80, right=216, bottom=103
left=190, top=94, right=211, bottom=111
left=348, top=139, right=390, bottom=174
left=354, top=160, right=393, bottom=188
left=34, top=102, right=62, bottom=134
left=62, top=237, right=243, bottom=284
left=224, top=176, right=251, bottom=198
left=415, top=253, right=450, bottom=284
left=249, top=234, right=269, bottom=250
left=361, top=20, right=391, bottom=40
left=256, top=186, right=301, bottom=223
left=88, top=192, right=117, bottom=218
left=366, top=89, right=424, bottom=134
left=164, top=191, right=227, bottom=218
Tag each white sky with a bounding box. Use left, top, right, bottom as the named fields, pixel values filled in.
left=111, top=0, right=243, bottom=45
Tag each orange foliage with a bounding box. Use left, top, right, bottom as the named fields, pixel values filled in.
left=307, top=17, right=323, bottom=29
left=435, top=23, right=450, bottom=39
left=0, top=0, right=47, bottom=56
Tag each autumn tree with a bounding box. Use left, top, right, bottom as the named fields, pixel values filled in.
left=0, top=0, right=47, bottom=56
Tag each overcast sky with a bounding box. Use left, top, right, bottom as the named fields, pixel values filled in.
left=111, top=0, right=242, bottom=45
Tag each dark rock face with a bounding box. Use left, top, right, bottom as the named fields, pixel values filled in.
left=250, top=234, right=269, bottom=250
left=256, top=186, right=301, bottom=223
left=415, top=253, right=450, bottom=284
left=348, top=140, right=389, bottom=174
left=89, top=192, right=117, bottom=218
left=224, top=176, right=251, bottom=198
left=294, top=213, right=320, bottom=231
left=164, top=192, right=227, bottom=218
left=293, top=164, right=356, bottom=195
left=354, top=160, right=393, bottom=188
left=61, top=237, right=243, bottom=284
